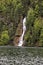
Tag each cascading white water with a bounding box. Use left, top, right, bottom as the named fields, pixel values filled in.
left=18, top=17, right=26, bottom=46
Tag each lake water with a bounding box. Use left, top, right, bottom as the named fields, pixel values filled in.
left=0, top=46, right=43, bottom=65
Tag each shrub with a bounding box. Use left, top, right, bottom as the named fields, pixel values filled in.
left=0, top=31, right=10, bottom=45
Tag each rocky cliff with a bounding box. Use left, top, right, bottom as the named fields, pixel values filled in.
left=13, top=16, right=23, bottom=46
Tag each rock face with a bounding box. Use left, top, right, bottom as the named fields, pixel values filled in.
left=13, top=16, right=23, bottom=46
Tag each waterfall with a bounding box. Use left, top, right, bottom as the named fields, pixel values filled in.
left=18, top=17, right=26, bottom=46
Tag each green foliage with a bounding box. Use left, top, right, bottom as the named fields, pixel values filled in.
left=32, top=18, right=42, bottom=43
left=14, top=3, right=23, bottom=22
left=0, top=0, right=43, bottom=46
left=25, top=17, right=43, bottom=46
left=24, top=30, right=32, bottom=46
left=26, top=8, right=35, bottom=31
left=0, top=31, right=9, bottom=45
left=39, top=0, right=43, bottom=16
left=35, top=4, right=39, bottom=17
left=39, top=28, right=43, bottom=46
left=34, top=18, right=42, bottom=32
left=24, top=0, right=43, bottom=46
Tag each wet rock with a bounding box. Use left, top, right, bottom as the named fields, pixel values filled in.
left=13, top=16, right=23, bottom=46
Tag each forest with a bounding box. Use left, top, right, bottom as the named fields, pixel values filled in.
left=0, top=0, right=43, bottom=46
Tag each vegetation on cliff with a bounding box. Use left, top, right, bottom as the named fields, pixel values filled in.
left=0, top=0, right=43, bottom=46
left=24, top=0, right=43, bottom=46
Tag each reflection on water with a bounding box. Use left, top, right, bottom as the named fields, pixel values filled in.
left=0, top=47, right=43, bottom=65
